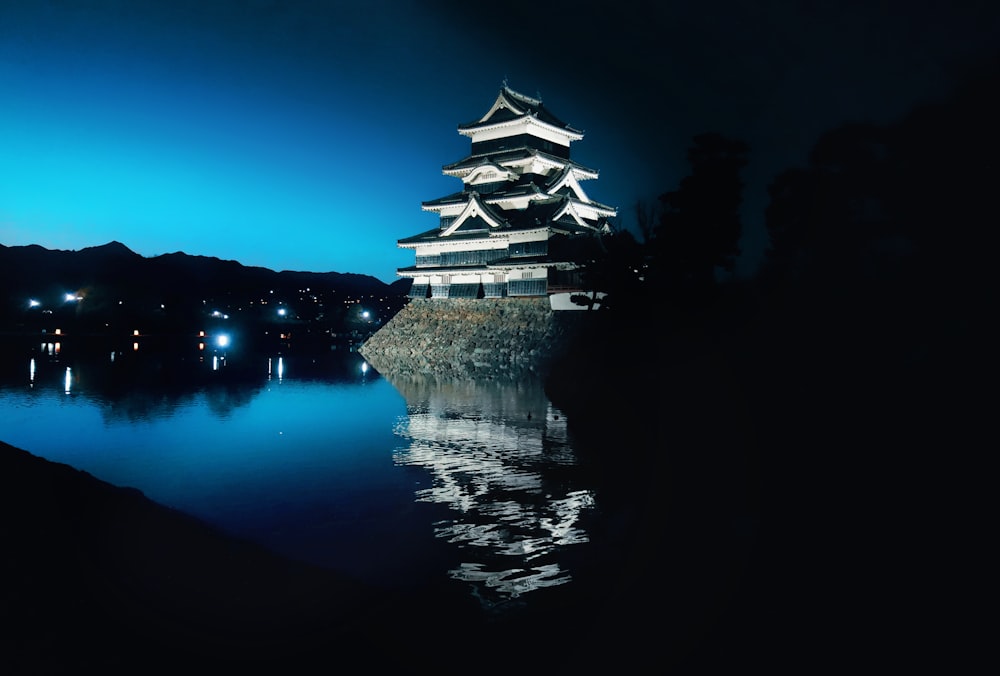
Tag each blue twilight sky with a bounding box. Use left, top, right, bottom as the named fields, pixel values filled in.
left=2, top=1, right=998, bottom=283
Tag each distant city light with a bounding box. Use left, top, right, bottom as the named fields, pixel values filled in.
left=28, top=299, right=41, bottom=308
left=277, top=308, right=287, bottom=317
left=216, top=334, right=231, bottom=348
left=361, top=310, right=370, bottom=319
left=64, top=293, right=80, bottom=302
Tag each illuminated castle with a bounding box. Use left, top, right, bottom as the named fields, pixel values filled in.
left=397, top=84, right=616, bottom=299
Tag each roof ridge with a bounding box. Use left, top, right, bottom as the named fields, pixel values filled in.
left=502, top=84, right=542, bottom=107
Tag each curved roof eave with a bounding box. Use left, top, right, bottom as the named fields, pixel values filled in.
left=457, top=115, right=584, bottom=140
left=442, top=148, right=598, bottom=177
left=459, top=85, right=580, bottom=134
left=567, top=196, right=618, bottom=215
left=421, top=191, right=468, bottom=209
left=486, top=257, right=560, bottom=270
left=396, top=264, right=491, bottom=275
left=397, top=227, right=446, bottom=247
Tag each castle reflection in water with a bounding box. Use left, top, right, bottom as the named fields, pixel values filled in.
left=2, top=341, right=599, bottom=607
left=388, top=375, right=596, bottom=608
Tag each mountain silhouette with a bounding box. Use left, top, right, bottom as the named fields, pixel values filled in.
left=0, top=242, right=410, bottom=340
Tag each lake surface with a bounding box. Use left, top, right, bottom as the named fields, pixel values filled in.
left=0, top=339, right=600, bottom=609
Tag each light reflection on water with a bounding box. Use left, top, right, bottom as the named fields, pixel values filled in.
left=1, top=341, right=597, bottom=606
left=389, top=376, right=596, bottom=608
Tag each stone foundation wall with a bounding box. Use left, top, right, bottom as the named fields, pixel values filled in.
left=358, top=297, right=587, bottom=380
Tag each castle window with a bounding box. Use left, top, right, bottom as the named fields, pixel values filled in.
left=474, top=181, right=504, bottom=195
left=509, top=240, right=548, bottom=258
left=507, top=279, right=547, bottom=296
left=438, top=248, right=507, bottom=266
left=448, top=283, right=482, bottom=299
left=483, top=283, right=507, bottom=298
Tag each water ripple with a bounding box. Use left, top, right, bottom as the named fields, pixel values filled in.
left=390, top=377, right=596, bottom=607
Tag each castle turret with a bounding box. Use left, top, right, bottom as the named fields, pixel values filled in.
left=397, top=84, right=616, bottom=299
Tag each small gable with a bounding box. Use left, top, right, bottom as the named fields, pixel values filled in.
left=464, top=163, right=516, bottom=188
left=477, top=90, right=528, bottom=125
left=553, top=200, right=589, bottom=228
left=545, top=167, right=590, bottom=202
left=441, top=194, right=508, bottom=236
left=451, top=215, right=492, bottom=233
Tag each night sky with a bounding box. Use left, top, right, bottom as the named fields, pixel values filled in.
left=2, top=1, right=997, bottom=283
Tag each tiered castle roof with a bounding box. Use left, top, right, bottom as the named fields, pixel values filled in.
left=396, top=83, right=615, bottom=290
left=455, top=86, right=583, bottom=140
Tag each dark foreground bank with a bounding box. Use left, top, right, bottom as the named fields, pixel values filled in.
left=1, top=432, right=769, bottom=675
left=1, top=440, right=394, bottom=672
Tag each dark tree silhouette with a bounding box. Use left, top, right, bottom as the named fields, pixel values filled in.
left=573, top=226, right=647, bottom=312
left=633, top=199, right=659, bottom=245
left=761, top=122, right=892, bottom=294
left=760, top=167, right=819, bottom=287
left=650, top=133, right=749, bottom=306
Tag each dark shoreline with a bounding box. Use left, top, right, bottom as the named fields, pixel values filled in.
left=3, top=440, right=767, bottom=674
left=16, top=295, right=934, bottom=673
left=1, top=440, right=401, bottom=672
left=0, top=312, right=774, bottom=673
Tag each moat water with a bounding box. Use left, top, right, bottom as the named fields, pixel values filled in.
left=0, top=338, right=601, bottom=609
